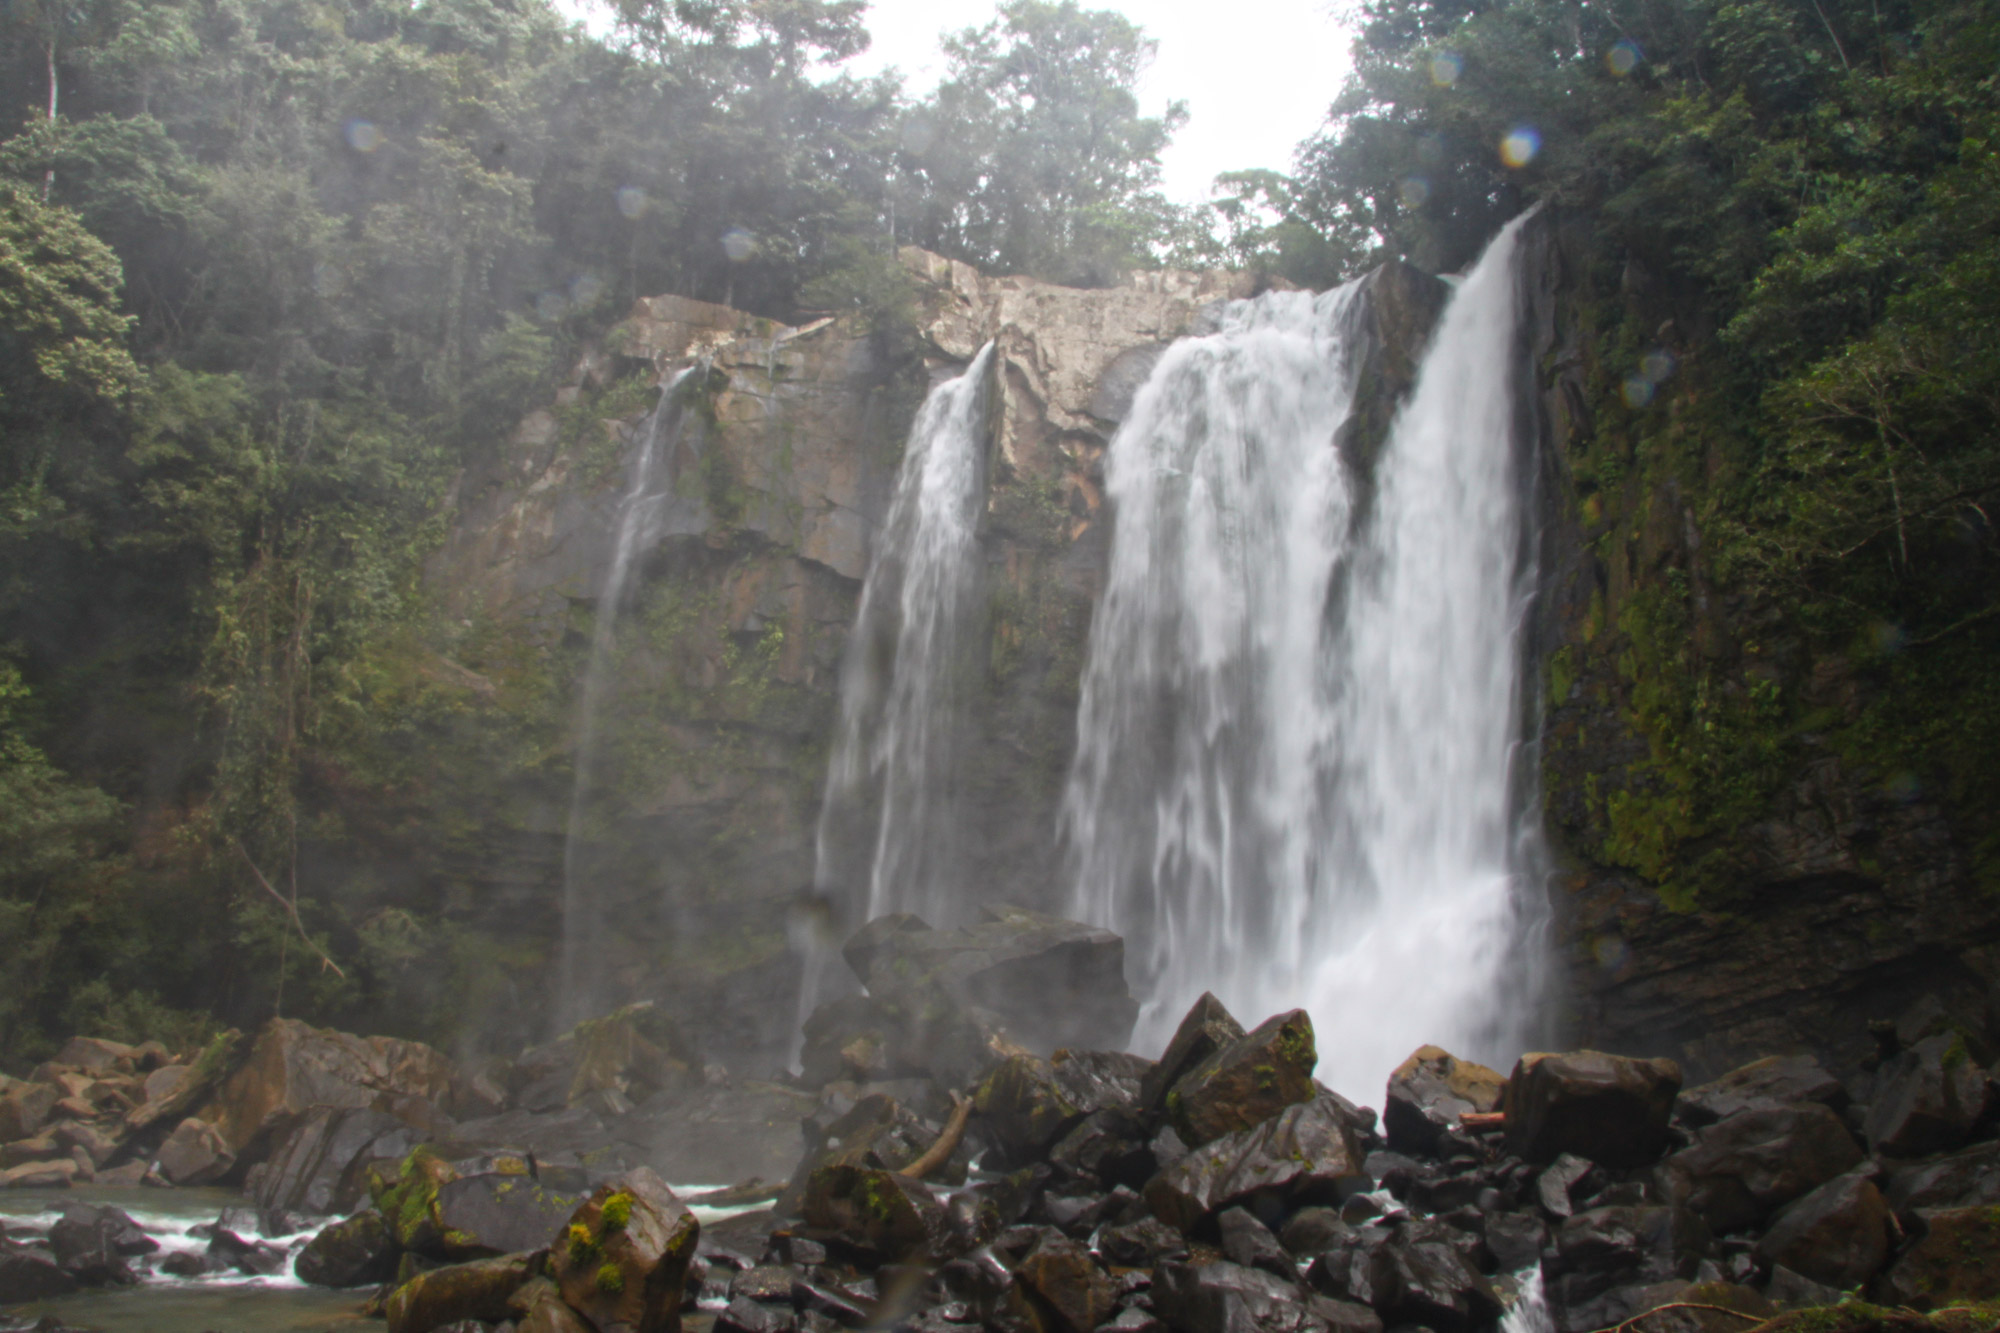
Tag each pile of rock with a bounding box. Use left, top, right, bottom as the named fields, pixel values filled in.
left=0, top=1034, right=231, bottom=1189
left=0, top=1200, right=305, bottom=1301
left=284, top=975, right=2000, bottom=1333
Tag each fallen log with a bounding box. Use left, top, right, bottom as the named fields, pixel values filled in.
left=899, top=1092, right=972, bottom=1181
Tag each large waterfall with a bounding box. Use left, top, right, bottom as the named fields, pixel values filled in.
left=1064, top=217, right=1545, bottom=1097
left=811, top=343, right=998, bottom=929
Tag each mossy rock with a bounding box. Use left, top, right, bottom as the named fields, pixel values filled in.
left=369, top=1146, right=460, bottom=1253
left=383, top=1251, right=535, bottom=1333
left=1167, top=1009, right=1317, bottom=1147
left=548, top=1168, right=699, bottom=1333
left=1876, top=1207, right=2000, bottom=1310
left=799, top=1162, right=948, bottom=1264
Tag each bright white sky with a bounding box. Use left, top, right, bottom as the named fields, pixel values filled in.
left=560, top=1, right=1355, bottom=206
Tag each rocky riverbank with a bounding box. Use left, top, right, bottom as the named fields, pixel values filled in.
left=4, top=910, right=1999, bottom=1333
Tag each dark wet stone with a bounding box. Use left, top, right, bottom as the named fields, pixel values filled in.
left=733, top=1265, right=801, bottom=1303
left=1483, top=1212, right=1546, bottom=1273
left=1874, top=1205, right=2000, bottom=1310
left=1676, top=1057, right=1848, bottom=1129
left=1660, top=1103, right=1863, bottom=1233
left=1278, top=1208, right=1352, bottom=1260
left=1218, top=1208, right=1291, bottom=1278
left=717, top=1295, right=793, bottom=1333
left=1146, top=1095, right=1367, bottom=1232
left=1865, top=1034, right=1989, bottom=1158
left=1016, top=1234, right=1118, bottom=1333
left=0, top=1248, right=80, bottom=1302
left=297, top=1209, right=398, bottom=1288
left=1383, top=1048, right=1506, bottom=1157
left=1503, top=1053, right=1682, bottom=1169
left=1098, top=1218, right=1188, bottom=1269
left=434, top=1170, right=582, bottom=1259
left=1167, top=1011, right=1318, bottom=1148
left=1142, top=995, right=1246, bottom=1116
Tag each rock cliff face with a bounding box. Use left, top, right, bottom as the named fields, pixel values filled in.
left=429, top=224, right=1994, bottom=1081
left=1515, top=209, right=2000, bottom=1082
left=428, top=253, right=1269, bottom=1062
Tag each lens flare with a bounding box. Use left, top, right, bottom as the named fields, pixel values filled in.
left=1640, top=349, right=1676, bottom=383
left=1398, top=176, right=1432, bottom=209
left=1429, top=52, right=1463, bottom=86
left=1622, top=375, right=1654, bottom=408
left=722, top=228, right=757, bottom=262
left=1606, top=39, right=1642, bottom=76
left=615, top=186, right=648, bottom=220
left=1500, top=126, right=1540, bottom=167
left=344, top=119, right=383, bottom=153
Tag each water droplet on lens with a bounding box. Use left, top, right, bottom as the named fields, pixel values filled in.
left=344, top=119, right=383, bottom=153
left=1605, top=40, right=1642, bottom=76
left=722, top=228, right=757, bottom=262
left=1622, top=376, right=1654, bottom=408
left=1500, top=127, right=1540, bottom=167
left=1429, top=52, right=1464, bottom=86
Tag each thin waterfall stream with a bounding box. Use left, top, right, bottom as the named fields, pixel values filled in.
left=1065, top=216, right=1547, bottom=1096
left=557, top=367, right=695, bottom=1031
left=792, top=344, right=997, bottom=1051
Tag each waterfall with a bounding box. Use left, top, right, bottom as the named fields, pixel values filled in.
left=806, top=342, right=997, bottom=941
left=1064, top=216, right=1546, bottom=1098
left=557, top=368, right=694, bottom=1031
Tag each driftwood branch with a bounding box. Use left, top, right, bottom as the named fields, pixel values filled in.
left=1590, top=1302, right=1769, bottom=1333
left=1460, top=1111, right=1507, bottom=1129
left=232, top=839, right=346, bottom=978
left=901, top=1092, right=973, bottom=1181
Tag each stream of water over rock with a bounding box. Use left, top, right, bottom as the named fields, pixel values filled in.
left=557, top=369, right=696, bottom=1032
left=1064, top=215, right=1548, bottom=1098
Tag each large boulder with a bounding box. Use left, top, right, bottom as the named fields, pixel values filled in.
left=434, top=1169, right=587, bottom=1259
left=202, top=1017, right=455, bottom=1165
left=384, top=1251, right=535, bottom=1333
left=1155, top=1259, right=1340, bottom=1333
left=51, top=1037, right=137, bottom=1074
left=249, top=1103, right=417, bottom=1214
left=1676, top=1056, right=1847, bottom=1128
left=1142, top=994, right=1246, bottom=1114
left=1874, top=1206, right=2000, bottom=1308
left=1383, top=1046, right=1507, bottom=1155
left=974, top=1049, right=1149, bottom=1167
left=548, top=1168, right=700, bottom=1333
left=48, top=1204, right=153, bottom=1286
left=800, top=1164, right=948, bottom=1264
left=1146, top=1094, right=1369, bottom=1232
left=155, top=1115, right=236, bottom=1185
left=1165, top=1010, right=1318, bottom=1148
left=1752, top=1172, right=1893, bottom=1290
left=1503, top=1052, right=1682, bottom=1167
left=0, top=1245, right=79, bottom=1302
left=0, top=1082, right=58, bottom=1142
left=1883, top=1140, right=2000, bottom=1213
left=297, top=1209, right=399, bottom=1288
left=510, top=1002, right=698, bottom=1114
left=1661, top=1102, right=1863, bottom=1232
left=1015, top=1233, right=1119, bottom=1333
left=1865, top=1033, right=1989, bottom=1158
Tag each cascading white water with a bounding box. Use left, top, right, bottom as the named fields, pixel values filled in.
left=558, top=368, right=693, bottom=1030
left=808, top=342, right=997, bottom=930
left=1064, top=216, right=1545, bottom=1098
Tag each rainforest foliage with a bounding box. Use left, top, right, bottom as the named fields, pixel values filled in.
left=0, top=0, right=1995, bottom=1060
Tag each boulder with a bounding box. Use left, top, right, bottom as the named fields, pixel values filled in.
left=1218, top=1208, right=1291, bottom=1277
left=1167, top=1010, right=1318, bottom=1148
left=512, top=1002, right=697, bottom=1113
left=434, top=1170, right=585, bottom=1259
left=800, top=1164, right=948, bottom=1264
left=1503, top=1052, right=1682, bottom=1167
left=53, top=1038, right=136, bottom=1074
left=202, top=1017, right=454, bottom=1164
left=384, top=1251, right=535, bottom=1333
left=1154, top=1259, right=1329, bottom=1333
left=512, top=1275, right=597, bottom=1333
left=1365, top=1227, right=1501, bottom=1333
left=1865, top=1032, right=1989, bottom=1158
left=1383, top=1046, right=1506, bottom=1156
left=1752, top=1172, right=1893, bottom=1291
left=1875, top=1206, right=2000, bottom=1308
left=142, top=1064, right=190, bottom=1107
left=1543, top=1206, right=1711, bottom=1333
left=1883, top=1140, right=2000, bottom=1213
left=0, top=1082, right=58, bottom=1142
left=549, top=1168, right=700, bottom=1333
left=205, top=1224, right=289, bottom=1276
left=0, top=1158, right=78, bottom=1188
left=1016, top=1234, right=1119, bottom=1333
left=1536, top=1153, right=1603, bottom=1219
left=0, top=1246, right=79, bottom=1302
left=126, top=1030, right=240, bottom=1133
left=372, top=1146, right=461, bottom=1252
left=0, top=1131, right=62, bottom=1169
left=155, top=1115, right=236, bottom=1185
left=1485, top=1211, right=1547, bottom=1272
left=1142, top=994, right=1246, bottom=1114
left=777, top=1093, right=946, bottom=1214
left=1661, top=1103, right=1863, bottom=1232
left=1049, top=1107, right=1157, bottom=1189
left=52, top=1120, right=122, bottom=1169
left=1676, top=1056, right=1847, bottom=1128
left=297, top=1209, right=399, bottom=1288
left=975, top=1049, right=1147, bottom=1169
left=252, top=1103, right=418, bottom=1214
left=48, top=1204, right=152, bottom=1286
left=1146, top=1094, right=1368, bottom=1232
